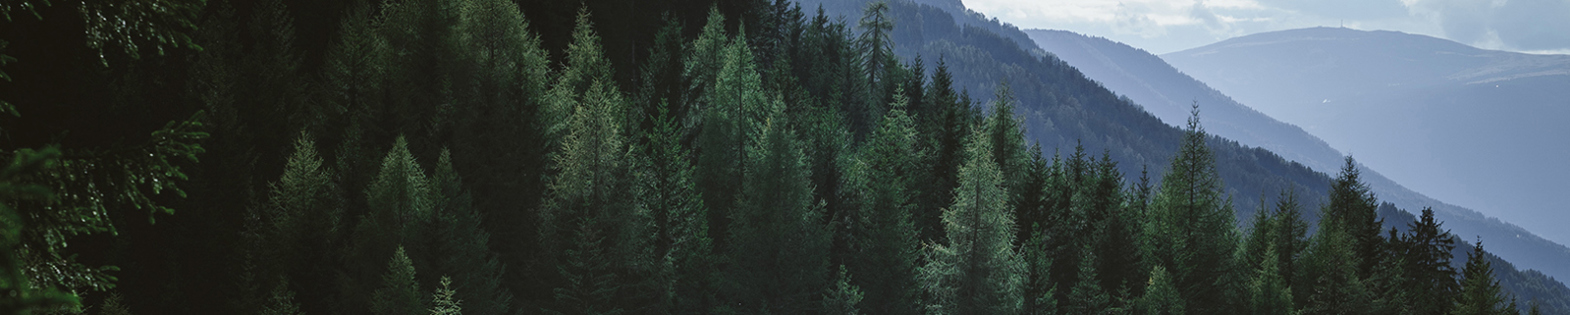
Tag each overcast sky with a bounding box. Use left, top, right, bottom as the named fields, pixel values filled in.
left=961, top=0, right=1570, bottom=55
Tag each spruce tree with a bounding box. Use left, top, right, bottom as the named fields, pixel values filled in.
left=725, top=97, right=831, bottom=314
left=1323, top=157, right=1385, bottom=279
left=1144, top=103, right=1241, bottom=314
left=1065, top=246, right=1110, bottom=314
left=242, top=131, right=344, bottom=313
left=1022, top=230, right=1058, bottom=315
left=430, top=277, right=462, bottom=315
left=695, top=15, right=772, bottom=253
left=858, top=1, right=895, bottom=87
left=823, top=266, right=866, bottom=315
left=348, top=137, right=437, bottom=312
left=372, top=247, right=425, bottom=315
left=917, top=56, right=971, bottom=244
left=1089, top=152, right=1141, bottom=298
left=540, top=79, right=654, bottom=314
left=920, top=127, right=1026, bottom=315
left=429, top=150, right=513, bottom=315
left=1299, top=221, right=1374, bottom=315
left=644, top=107, right=716, bottom=314
left=1453, top=240, right=1508, bottom=315
left=1396, top=208, right=1460, bottom=315
left=1271, top=190, right=1309, bottom=292
left=985, top=83, right=1030, bottom=204
left=446, top=0, right=554, bottom=304
left=1247, top=244, right=1293, bottom=315
left=1135, top=265, right=1184, bottom=315
left=843, top=91, right=923, bottom=314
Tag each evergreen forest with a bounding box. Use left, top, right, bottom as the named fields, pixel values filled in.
left=0, top=0, right=1555, bottom=314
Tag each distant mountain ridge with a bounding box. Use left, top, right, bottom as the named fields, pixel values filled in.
left=795, top=0, right=1570, bottom=312
left=1026, top=28, right=1570, bottom=286
left=1161, top=27, right=1570, bottom=276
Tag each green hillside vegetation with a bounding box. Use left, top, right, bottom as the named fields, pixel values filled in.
left=0, top=0, right=1556, bottom=314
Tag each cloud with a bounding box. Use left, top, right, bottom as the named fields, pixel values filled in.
left=1189, top=0, right=1232, bottom=36
left=1113, top=2, right=1169, bottom=38
left=1490, top=0, right=1570, bottom=51
left=1407, top=0, right=1570, bottom=51
left=1255, top=0, right=1410, bottom=19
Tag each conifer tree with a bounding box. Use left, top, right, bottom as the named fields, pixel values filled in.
left=920, top=127, right=1026, bottom=315
left=1247, top=244, right=1293, bottom=315
left=1144, top=103, right=1241, bottom=314
left=1066, top=246, right=1110, bottom=314
left=917, top=57, right=971, bottom=244
left=843, top=90, right=923, bottom=314
left=544, top=7, right=617, bottom=138
left=858, top=1, right=895, bottom=87
left=446, top=1, right=554, bottom=303
left=1271, top=190, right=1309, bottom=292
left=725, top=96, right=831, bottom=314
left=1299, top=221, right=1374, bottom=315
left=1322, top=157, right=1385, bottom=279
left=319, top=0, right=390, bottom=198
left=1135, top=265, right=1184, bottom=315
left=1394, top=208, right=1459, bottom=315
left=1242, top=190, right=1307, bottom=297
left=430, top=277, right=462, bottom=315
left=373, top=247, right=425, bottom=315
left=823, top=266, right=866, bottom=315
left=540, top=79, right=654, bottom=314
left=695, top=16, right=773, bottom=252
left=551, top=216, right=622, bottom=315
left=429, top=150, right=514, bottom=315
left=349, top=137, right=437, bottom=311
left=242, top=132, right=343, bottom=313
left=644, top=107, right=716, bottom=314
left=1089, top=152, right=1141, bottom=297
left=378, top=0, right=465, bottom=149
left=260, top=282, right=306, bottom=315
left=985, top=83, right=1030, bottom=202
left=1022, top=231, right=1058, bottom=315
left=1453, top=240, right=1508, bottom=315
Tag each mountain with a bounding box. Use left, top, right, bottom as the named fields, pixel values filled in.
left=1028, top=28, right=1570, bottom=287
left=1161, top=27, right=1570, bottom=249
left=790, top=0, right=1570, bottom=311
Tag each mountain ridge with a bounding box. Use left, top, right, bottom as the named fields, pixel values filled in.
left=796, top=0, right=1570, bottom=311
left=1162, top=26, right=1570, bottom=263
left=1030, top=25, right=1570, bottom=294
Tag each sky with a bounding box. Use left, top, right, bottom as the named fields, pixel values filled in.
left=960, top=0, right=1570, bottom=55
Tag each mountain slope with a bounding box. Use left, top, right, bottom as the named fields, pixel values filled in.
left=790, top=0, right=1569, bottom=311
left=1161, top=27, right=1570, bottom=248
left=1028, top=28, right=1570, bottom=288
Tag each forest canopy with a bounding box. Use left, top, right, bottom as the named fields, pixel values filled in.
left=0, top=0, right=1548, bottom=314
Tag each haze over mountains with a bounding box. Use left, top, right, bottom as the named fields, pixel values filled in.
left=797, top=0, right=1570, bottom=307
left=1024, top=28, right=1570, bottom=285
left=1161, top=27, right=1570, bottom=246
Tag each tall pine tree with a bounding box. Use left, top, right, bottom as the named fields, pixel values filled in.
left=1144, top=103, right=1242, bottom=314
left=725, top=94, right=831, bottom=314
left=842, top=91, right=924, bottom=314
left=920, top=127, right=1026, bottom=315
left=1453, top=240, right=1509, bottom=315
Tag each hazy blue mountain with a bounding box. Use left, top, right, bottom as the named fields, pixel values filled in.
left=1029, top=28, right=1570, bottom=285
left=796, top=1, right=1570, bottom=311
left=1024, top=29, right=1343, bottom=170
left=1162, top=26, right=1570, bottom=258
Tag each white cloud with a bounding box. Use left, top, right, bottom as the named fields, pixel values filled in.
left=961, top=0, right=1567, bottom=54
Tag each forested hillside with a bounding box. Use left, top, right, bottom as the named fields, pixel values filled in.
left=1025, top=27, right=1570, bottom=301
left=0, top=0, right=1555, bottom=314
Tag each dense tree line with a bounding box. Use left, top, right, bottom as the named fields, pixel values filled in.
left=0, top=0, right=1546, bottom=314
